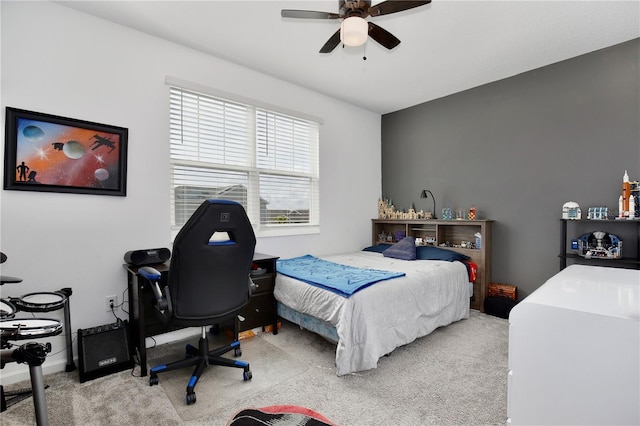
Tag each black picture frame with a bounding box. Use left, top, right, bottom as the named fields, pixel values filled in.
left=4, top=107, right=128, bottom=196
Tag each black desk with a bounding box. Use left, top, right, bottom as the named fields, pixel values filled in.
left=124, top=252, right=278, bottom=377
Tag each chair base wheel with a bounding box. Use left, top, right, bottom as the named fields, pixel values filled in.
left=185, top=344, right=197, bottom=358
left=186, top=392, right=196, bottom=405
left=234, top=347, right=242, bottom=357
left=243, top=370, right=252, bottom=381
left=149, top=375, right=159, bottom=386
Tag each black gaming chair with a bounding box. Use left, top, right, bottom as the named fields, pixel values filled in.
left=139, top=199, right=256, bottom=405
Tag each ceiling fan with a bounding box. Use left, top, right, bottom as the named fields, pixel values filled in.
left=281, top=0, right=432, bottom=54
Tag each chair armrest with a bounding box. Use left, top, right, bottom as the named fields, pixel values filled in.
left=138, top=266, right=172, bottom=324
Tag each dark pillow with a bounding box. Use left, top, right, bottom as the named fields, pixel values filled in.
left=362, top=243, right=392, bottom=253
left=415, top=245, right=470, bottom=262
left=382, top=237, right=416, bottom=260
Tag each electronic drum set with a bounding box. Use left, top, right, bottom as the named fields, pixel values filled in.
left=1, top=252, right=75, bottom=426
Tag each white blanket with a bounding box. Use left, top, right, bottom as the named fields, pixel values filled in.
left=274, top=251, right=470, bottom=375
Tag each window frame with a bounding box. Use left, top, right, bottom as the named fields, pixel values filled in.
left=167, top=77, right=321, bottom=238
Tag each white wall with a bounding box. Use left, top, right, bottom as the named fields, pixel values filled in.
left=0, top=1, right=381, bottom=383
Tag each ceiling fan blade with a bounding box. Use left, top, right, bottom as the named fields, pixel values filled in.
left=368, top=22, right=400, bottom=50
left=367, top=0, right=431, bottom=17
left=319, top=29, right=342, bottom=53
left=281, top=9, right=340, bottom=19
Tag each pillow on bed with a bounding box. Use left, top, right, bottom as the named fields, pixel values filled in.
left=382, top=237, right=416, bottom=260
left=415, top=245, right=470, bottom=262
left=362, top=243, right=393, bottom=253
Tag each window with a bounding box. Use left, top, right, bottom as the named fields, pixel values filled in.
left=169, top=86, right=320, bottom=236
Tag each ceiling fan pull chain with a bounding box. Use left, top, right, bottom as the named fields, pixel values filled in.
left=363, top=43, right=367, bottom=61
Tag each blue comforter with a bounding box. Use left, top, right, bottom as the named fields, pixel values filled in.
left=276, top=254, right=406, bottom=297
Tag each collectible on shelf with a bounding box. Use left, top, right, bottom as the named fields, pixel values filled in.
left=618, top=170, right=639, bottom=220
left=574, top=231, right=622, bottom=259
left=377, top=198, right=432, bottom=220
left=562, top=201, right=581, bottom=220
left=587, top=207, right=608, bottom=220
left=414, top=236, right=436, bottom=246
left=468, top=206, right=476, bottom=220
left=442, top=207, right=452, bottom=220
left=475, top=232, right=482, bottom=249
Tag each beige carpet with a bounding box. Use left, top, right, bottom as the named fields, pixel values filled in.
left=147, top=334, right=308, bottom=422
left=0, top=310, right=509, bottom=425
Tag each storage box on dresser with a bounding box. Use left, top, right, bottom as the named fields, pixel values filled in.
left=372, top=219, right=492, bottom=311
left=239, top=253, right=279, bottom=333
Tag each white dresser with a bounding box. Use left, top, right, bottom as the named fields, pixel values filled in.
left=507, top=265, right=640, bottom=425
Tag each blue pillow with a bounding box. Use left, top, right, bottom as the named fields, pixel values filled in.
left=415, top=245, right=470, bottom=262
left=362, top=243, right=392, bottom=253
left=383, top=237, right=416, bottom=260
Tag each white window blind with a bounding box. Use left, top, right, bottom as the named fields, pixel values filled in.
left=169, top=86, right=320, bottom=235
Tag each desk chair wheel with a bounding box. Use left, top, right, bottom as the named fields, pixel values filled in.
left=185, top=343, right=197, bottom=358
left=243, top=368, right=252, bottom=381
left=234, top=347, right=242, bottom=357
left=149, top=374, right=159, bottom=386
left=186, top=392, right=196, bottom=405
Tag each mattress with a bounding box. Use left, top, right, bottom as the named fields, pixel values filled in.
left=274, top=251, right=470, bottom=375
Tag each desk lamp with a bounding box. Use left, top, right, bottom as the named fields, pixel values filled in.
left=420, top=190, right=437, bottom=219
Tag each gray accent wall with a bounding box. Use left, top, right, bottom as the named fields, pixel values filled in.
left=381, top=38, right=639, bottom=299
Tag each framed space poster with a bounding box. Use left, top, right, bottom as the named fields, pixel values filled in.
left=3, top=107, right=128, bottom=196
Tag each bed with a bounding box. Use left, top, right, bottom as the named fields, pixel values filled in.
left=274, top=243, right=472, bottom=376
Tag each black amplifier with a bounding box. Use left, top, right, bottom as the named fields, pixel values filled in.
left=77, top=320, right=133, bottom=383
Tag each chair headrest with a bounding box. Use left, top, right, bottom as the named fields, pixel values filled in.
left=174, top=199, right=256, bottom=250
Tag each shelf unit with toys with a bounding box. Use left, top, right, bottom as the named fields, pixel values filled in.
left=559, top=170, right=640, bottom=271
left=559, top=219, right=640, bottom=271
left=371, top=219, right=493, bottom=311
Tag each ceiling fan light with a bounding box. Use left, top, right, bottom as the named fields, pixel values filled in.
left=340, top=17, right=368, bottom=47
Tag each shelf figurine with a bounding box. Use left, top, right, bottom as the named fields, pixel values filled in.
left=618, top=170, right=639, bottom=220
left=468, top=205, right=476, bottom=220
left=576, top=231, right=622, bottom=259
left=587, top=207, right=608, bottom=220
left=562, top=201, right=581, bottom=220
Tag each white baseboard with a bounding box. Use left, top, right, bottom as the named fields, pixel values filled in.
left=144, top=327, right=200, bottom=347
left=0, top=357, right=73, bottom=386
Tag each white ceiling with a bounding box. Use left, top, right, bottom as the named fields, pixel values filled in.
left=56, top=1, right=639, bottom=114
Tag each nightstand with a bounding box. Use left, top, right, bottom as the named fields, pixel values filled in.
left=239, top=253, right=279, bottom=334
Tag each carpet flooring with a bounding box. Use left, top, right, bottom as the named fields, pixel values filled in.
left=0, top=310, right=509, bottom=425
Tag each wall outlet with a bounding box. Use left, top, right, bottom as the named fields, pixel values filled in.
left=105, top=295, right=117, bottom=312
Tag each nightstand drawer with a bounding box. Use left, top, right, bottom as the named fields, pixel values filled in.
left=239, top=293, right=275, bottom=331
left=250, top=273, right=274, bottom=295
